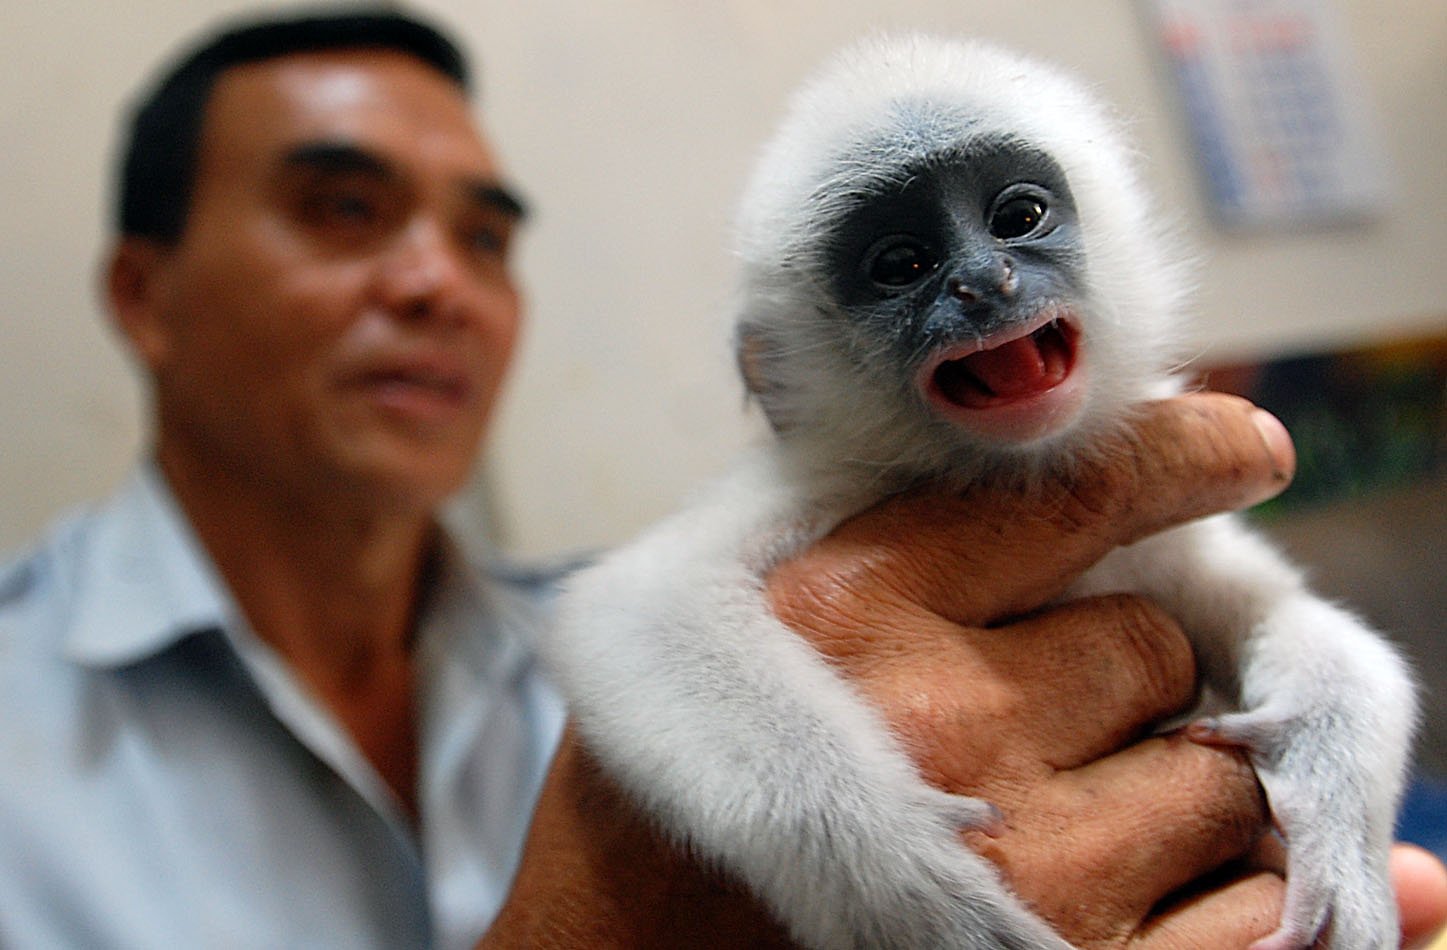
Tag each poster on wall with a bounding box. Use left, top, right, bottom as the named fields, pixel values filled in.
left=1146, top=0, right=1390, bottom=229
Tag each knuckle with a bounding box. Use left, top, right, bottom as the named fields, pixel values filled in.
left=1095, top=594, right=1197, bottom=715
left=765, top=552, right=916, bottom=662
left=879, top=674, right=1018, bottom=792
left=1052, top=448, right=1141, bottom=538
left=766, top=558, right=863, bottom=642
left=1170, top=738, right=1268, bottom=843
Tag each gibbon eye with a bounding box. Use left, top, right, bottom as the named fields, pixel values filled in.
left=865, top=236, right=939, bottom=289
left=989, top=196, right=1047, bottom=240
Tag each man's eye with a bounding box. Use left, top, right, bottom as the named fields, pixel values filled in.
left=467, top=227, right=504, bottom=254
left=320, top=194, right=376, bottom=223
left=460, top=218, right=515, bottom=263
left=298, top=188, right=386, bottom=232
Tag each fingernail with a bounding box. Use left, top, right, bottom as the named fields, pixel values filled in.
left=1251, top=409, right=1296, bottom=484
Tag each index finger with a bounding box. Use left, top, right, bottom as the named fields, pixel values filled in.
left=772, top=392, right=1294, bottom=628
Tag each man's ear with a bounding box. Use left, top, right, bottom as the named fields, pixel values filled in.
left=103, top=237, right=174, bottom=371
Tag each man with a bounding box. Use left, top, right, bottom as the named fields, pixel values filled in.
left=0, top=8, right=1440, bottom=949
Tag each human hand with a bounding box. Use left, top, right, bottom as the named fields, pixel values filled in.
left=483, top=747, right=1442, bottom=949
left=480, top=723, right=794, bottom=948
left=764, top=392, right=1297, bottom=947
left=484, top=393, right=1432, bottom=948
left=1395, top=843, right=1447, bottom=949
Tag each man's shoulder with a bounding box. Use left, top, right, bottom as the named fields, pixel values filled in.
left=0, top=467, right=203, bottom=661
left=0, top=503, right=103, bottom=643
left=0, top=506, right=111, bottom=798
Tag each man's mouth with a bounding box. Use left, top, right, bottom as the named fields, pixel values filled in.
left=917, top=310, right=1086, bottom=443
left=362, top=368, right=469, bottom=403
left=348, top=356, right=475, bottom=424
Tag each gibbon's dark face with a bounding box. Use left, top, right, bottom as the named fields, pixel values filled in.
left=824, top=138, right=1091, bottom=443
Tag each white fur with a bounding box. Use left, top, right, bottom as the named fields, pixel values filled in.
left=542, top=35, right=1416, bottom=949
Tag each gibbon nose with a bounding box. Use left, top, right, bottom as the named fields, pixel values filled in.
left=947, top=256, right=1017, bottom=307
left=946, top=277, right=981, bottom=305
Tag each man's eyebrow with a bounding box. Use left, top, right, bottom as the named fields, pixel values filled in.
left=279, top=141, right=400, bottom=180
left=467, top=181, right=529, bottom=222
left=279, top=140, right=529, bottom=221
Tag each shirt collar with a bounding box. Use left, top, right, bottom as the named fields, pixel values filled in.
left=63, top=462, right=238, bottom=667
left=415, top=526, right=548, bottom=690
left=60, top=464, right=540, bottom=679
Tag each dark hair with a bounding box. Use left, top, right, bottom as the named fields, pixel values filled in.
left=115, top=7, right=472, bottom=243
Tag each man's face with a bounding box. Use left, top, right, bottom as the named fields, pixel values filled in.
left=125, top=49, right=523, bottom=514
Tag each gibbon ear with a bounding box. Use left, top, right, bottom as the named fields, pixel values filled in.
left=735, top=322, right=793, bottom=434
left=102, top=237, right=174, bottom=372
left=735, top=324, right=769, bottom=400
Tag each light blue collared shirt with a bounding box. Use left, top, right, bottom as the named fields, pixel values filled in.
left=0, top=466, right=567, bottom=949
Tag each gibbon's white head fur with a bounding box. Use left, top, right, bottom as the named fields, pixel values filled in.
left=732, top=34, right=1192, bottom=489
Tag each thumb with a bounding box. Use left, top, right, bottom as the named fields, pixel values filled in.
left=772, top=392, right=1294, bottom=628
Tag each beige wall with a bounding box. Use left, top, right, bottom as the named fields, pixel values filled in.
left=2, top=0, right=1444, bottom=557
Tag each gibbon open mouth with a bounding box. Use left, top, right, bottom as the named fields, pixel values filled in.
left=928, top=314, right=1080, bottom=409
left=917, top=311, right=1086, bottom=443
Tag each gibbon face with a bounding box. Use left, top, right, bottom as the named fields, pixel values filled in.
left=734, top=37, right=1186, bottom=477
left=820, top=138, right=1091, bottom=444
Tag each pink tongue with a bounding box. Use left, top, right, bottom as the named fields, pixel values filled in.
left=959, top=336, right=1049, bottom=397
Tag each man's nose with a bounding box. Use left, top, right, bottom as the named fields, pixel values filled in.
left=373, top=218, right=470, bottom=323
